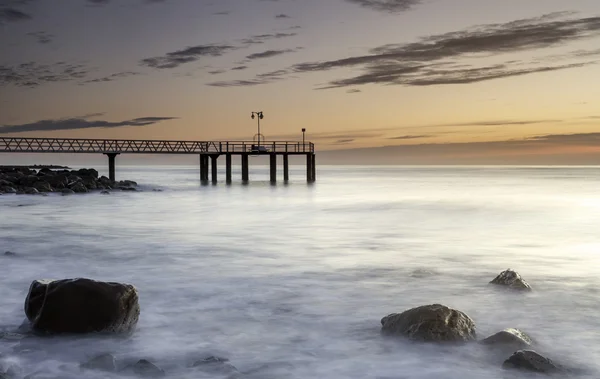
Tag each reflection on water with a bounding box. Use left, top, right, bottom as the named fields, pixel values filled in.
left=1, top=166, right=600, bottom=378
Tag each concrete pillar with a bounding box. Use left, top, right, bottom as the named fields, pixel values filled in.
left=241, top=153, right=249, bottom=182
left=200, top=155, right=208, bottom=184
left=270, top=153, right=277, bottom=183
left=306, top=153, right=313, bottom=183
left=283, top=154, right=289, bottom=182
left=211, top=155, right=218, bottom=184
left=104, top=153, right=119, bottom=182
left=225, top=153, right=232, bottom=184
left=311, top=153, right=316, bottom=182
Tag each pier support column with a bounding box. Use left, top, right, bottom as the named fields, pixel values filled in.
left=200, top=155, right=208, bottom=184
left=104, top=153, right=119, bottom=182
left=241, top=153, right=249, bottom=183
left=210, top=155, right=218, bottom=184
left=270, top=153, right=277, bottom=183
left=311, top=153, right=316, bottom=182
left=283, top=154, right=289, bottom=182
left=225, top=154, right=232, bottom=184
left=306, top=153, right=313, bottom=183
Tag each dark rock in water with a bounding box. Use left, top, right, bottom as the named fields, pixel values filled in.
left=409, top=268, right=436, bottom=278
left=118, top=180, right=137, bottom=188
left=18, top=176, right=39, bottom=187
left=132, top=360, right=165, bottom=377
left=381, top=304, right=476, bottom=342
left=69, top=182, right=88, bottom=193
left=490, top=269, right=532, bottom=291
left=1, top=187, right=16, bottom=194
left=193, top=356, right=238, bottom=375
left=98, top=176, right=112, bottom=186
left=4, top=251, right=17, bottom=256
left=100, top=190, right=110, bottom=195
left=481, top=328, right=532, bottom=351
left=61, top=188, right=75, bottom=196
left=81, top=177, right=97, bottom=190
left=23, top=187, right=39, bottom=195
left=502, top=350, right=560, bottom=373
left=24, top=278, right=140, bottom=334
left=120, top=187, right=137, bottom=191
left=45, top=174, right=68, bottom=190
left=81, top=353, right=117, bottom=372
left=33, top=181, right=52, bottom=193
left=75, top=168, right=98, bottom=179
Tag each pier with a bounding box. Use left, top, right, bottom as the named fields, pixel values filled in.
left=0, top=137, right=316, bottom=184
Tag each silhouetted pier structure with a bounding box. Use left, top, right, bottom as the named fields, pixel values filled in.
left=0, top=137, right=316, bottom=184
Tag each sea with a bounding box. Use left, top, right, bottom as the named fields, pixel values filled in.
left=1, top=165, right=600, bottom=379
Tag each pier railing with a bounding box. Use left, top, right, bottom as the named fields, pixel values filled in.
left=0, top=137, right=315, bottom=154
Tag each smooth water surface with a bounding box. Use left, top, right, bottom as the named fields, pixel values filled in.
left=1, top=166, right=600, bottom=378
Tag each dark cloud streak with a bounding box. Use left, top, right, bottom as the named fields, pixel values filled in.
left=0, top=116, right=177, bottom=134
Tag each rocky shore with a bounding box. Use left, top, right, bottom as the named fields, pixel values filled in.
left=0, top=167, right=138, bottom=195
left=0, top=268, right=589, bottom=378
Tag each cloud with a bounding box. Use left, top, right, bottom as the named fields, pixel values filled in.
left=231, top=66, right=248, bottom=71
left=346, top=89, right=361, bottom=93
left=82, top=71, right=140, bottom=83
left=140, top=44, right=238, bottom=69
left=0, top=7, right=31, bottom=23
left=239, top=32, right=297, bottom=45
left=224, top=12, right=600, bottom=89
left=27, top=31, right=53, bottom=44
left=207, top=69, right=290, bottom=87
left=0, top=62, right=91, bottom=88
left=275, top=13, right=291, bottom=18
left=0, top=116, right=177, bottom=134
left=246, top=49, right=296, bottom=60
left=345, top=0, right=421, bottom=13
left=213, top=11, right=230, bottom=15
left=389, top=135, right=432, bottom=139
left=335, top=139, right=355, bottom=144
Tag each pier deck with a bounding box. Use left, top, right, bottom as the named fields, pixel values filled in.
left=0, top=137, right=316, bottom=183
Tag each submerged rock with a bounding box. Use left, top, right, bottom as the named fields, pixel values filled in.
left=131, top=360, right=165, bottom=377
left=4, top=251, right=17, bottom=256
left=100, top=190, right=110, bottom=195
left=502, top=350, right=560, bottom=373
left=81, top=353, right=117, bottom=372
left=69, top=182, right=88, bottom=193
left=61, top=188, right=75, bottom=196
left=381, top=304, right=476, bottom=342
left=481, top=328, right=532, bottom=349
left=192, top=356, right=238, bottom=375
left=24, top=278, right=140, bottom=334
left=490, top=269, right=532, bottom=291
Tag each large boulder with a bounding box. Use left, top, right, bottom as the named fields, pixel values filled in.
left=70, top=182, right=88, bottom=193
left=490, top=269, right=532, bottom=291
left=23, top=187, right=39, bottom=195
left=46, top=174, right=69, bottom=190
left=1, top=186, right=16, bottom=194
left=81, top=353, right=117, bottom=372
left=18, top=175, right=39, bottom=187
left=33, top=181, right=53, bottom=193
left=75, top=168, right=99, bottom=179
left=24, top=278, right=140, bottom=334
left=380, top=304, right=476, bottom=342
left=502, top=350, right=560, bottom=373
left=481, top=328, right=532, bottom=352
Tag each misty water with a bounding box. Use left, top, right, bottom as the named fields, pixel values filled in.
left=1, top=165, right=600, bottom=379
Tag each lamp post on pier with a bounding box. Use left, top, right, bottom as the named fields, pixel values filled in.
left=302, top=128, right=306, bottom=152
left=251, top=111, right=264, bottom=146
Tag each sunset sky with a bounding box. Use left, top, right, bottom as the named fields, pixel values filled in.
left=1, top=0, right=600, bottom=164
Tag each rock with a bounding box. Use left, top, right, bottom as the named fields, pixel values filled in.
left=61, top=188, right=75, bottom=196
left=192, top=356, right=238, bottom=375
left=67, top=175, right=81, bottom=185
left=481, top=328, right=532, bottom=350
left=4, top=251, right=17, bottom=256
left=490, top=269, right=532, bottom=291
left=18, top=176, right=39, bottom=187
left=33, top=181, right=52, bottom=193
left=24, top=278, right=140, bottom=334
left=1, top=187, right=16, bottom=194
left=23, top=187, right=38, bottom=195
left=45, top=174, right=68, bottom=190
left=76, top=168, right=98, bottom=179
left=118, top=180, right=137, bottom=188
left=100, top=190, right=110, bottom=195
left=381, top=304, right=476, bottom=342
left=132, top=360, right=165, bottom=377
left=81, top=353, right=117, bottom=372
left=81, top=177, right=97, bottom=190
left=69, top=182, right=88, bottom=193
left=98, top=176, right=112, bottom=186
left=120, top=187, right=137, bottom=191
left=502, top=350, right=560, bottom=373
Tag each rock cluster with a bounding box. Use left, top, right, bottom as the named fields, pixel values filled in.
left=0, top=167, right=138, bottom=195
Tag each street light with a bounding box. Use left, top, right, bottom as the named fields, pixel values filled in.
left=251, top=111, right=264, bottom=146
left=302, top=128, right=306, bottom=151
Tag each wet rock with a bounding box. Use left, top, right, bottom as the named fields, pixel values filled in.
left=192, top=356, right=238, bottom=375
left=81, top=353, right=117, bottom=372
left=1, top=187, right=16, bottom=194
left=490, top=269, right=532, bottom=291
left=69, top=182, right=88, bottom=193
left=24, top=278, right=140, bottom=334
left=132, top=359, right=165, bottom=377
left=81, top=177, right=97, bottom=190
left=118, top=180, right=137, bottom=188
left=61, top=188, right=75, bottom=196
left=4, top=251, right=17, bottom=256
left=75, top=168, right=98, bottom=179
left=98, top=176, right=112, bottom=186
left=120, top=187, right=137, bottom=191
left=23, top=187, right=38, bottom=195
left=45, top=175, right=68, bottom=190
left=481, top=328, right=532, bottom=351
left=502, top=350, right=560, bottom=373
left=18, top=176, right=39, bottom=187
left=33, top=182, right=52, bottom=193
left=100, top=190, right=110, bottom=195
left=381, top=304, right=476, bottom=342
